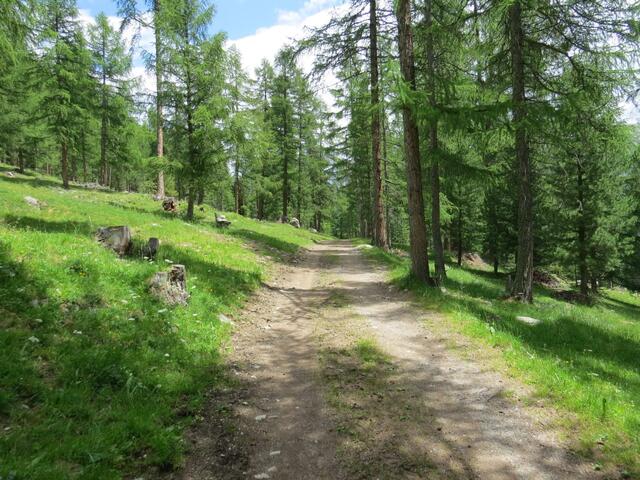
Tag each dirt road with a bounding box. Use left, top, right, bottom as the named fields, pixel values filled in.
left=178, top=240, right=602, bottom=480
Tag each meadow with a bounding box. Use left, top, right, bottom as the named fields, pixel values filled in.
left=0, top=165, right=323, bottom=479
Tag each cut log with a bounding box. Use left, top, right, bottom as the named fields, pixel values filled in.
left=215, top=213, right=231, bottom=228
left=144, top=237, right=160, bottom=259
left=162, top=197, right=177, bottom=212
left=96, top=226, right=132, bottom=256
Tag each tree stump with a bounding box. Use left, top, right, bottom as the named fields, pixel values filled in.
left=144, top=237, right=160, bottom=259
left=149, top=264, right=189, bottom=305
left=96, top=226, right=132, bottom=256
left=215, top=213, right=231, bottom=228
left=162, top=197, right=177, bottom=212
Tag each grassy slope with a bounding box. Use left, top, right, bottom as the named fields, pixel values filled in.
left=0, top=166, right=325, bottom=479
left=355, top=241, right=640, bottom=476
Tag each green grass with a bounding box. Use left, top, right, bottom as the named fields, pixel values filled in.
left=356, top=241, right=640, bottom=476
left=0, top=165, right=324, bottom=479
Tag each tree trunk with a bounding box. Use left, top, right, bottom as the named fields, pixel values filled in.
left=282, top=74, right=290, bottom=221
left=154, top=0, right=165, bottom=199
left=382, top=107, right=391, bottom=244
left=185, top=54, right=195, bottom=221
left=61, top=141, right=69, bottom=189
left=81, top=131, right=87, bottom=182
left=71, top=150, right=77, bottom=181
left=197, top=187, right=204, bottom=205
left=100, top=33, right=108, bottom=186
left=396, top=0, right=431, bottom=283
left=297, top=112, right=303, bottom=221
left=234, top=154, right=241, bottom=213
left=508, top=0, right=534, bottom=303
left=17, top=149, right=24, bottom=174
left=187, top=189, right=195, bottom=220
left=425, top=0, right=445, bottom=282
left=100, top=100, right=108, bottom=185
left=257, top=194, right=264, bottom=220
left=457, top=207, right=463, bottom=267
left=577, top=158, right=589, bottom=296
left=370, top=0, right=388, bottom=249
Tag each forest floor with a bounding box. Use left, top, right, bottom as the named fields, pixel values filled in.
left=175, top=241, right=616, bottom=480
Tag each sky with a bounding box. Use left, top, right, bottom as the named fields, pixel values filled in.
left=77, top=0, right=326, bottom=39
left=76, top=0, right=343, bottom=105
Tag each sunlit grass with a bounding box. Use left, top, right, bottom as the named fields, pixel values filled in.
left=0, top=165, right=324, bottom=479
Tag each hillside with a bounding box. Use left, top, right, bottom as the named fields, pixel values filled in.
left=0, top=166, right=325, bottom=479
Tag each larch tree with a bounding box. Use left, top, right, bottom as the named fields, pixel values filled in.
left=163, top=0, right=226, bottom=219
left=37, top=0, right=91, bottom=189
left=117, top=0, right=168, bottom=198
left=395, top=0, right=431, bottom=283
left=88, top=13, right=132, bottom=187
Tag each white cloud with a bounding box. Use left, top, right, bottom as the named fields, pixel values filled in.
left=78, top=2, right=349, bottom=108
left=229, top=1, right=346, bottom=108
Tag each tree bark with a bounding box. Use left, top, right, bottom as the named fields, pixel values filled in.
left=457, top=207, right=463, bottom=267
left=61, top=141, right=69, bottom=189
left=81, top=130, right=87, bottom=182
left=370, top=0, right=388, bottom=249
left=187, top=189, right=195, bottom=219
left=282, top=64, right=290, bottom=220
left=100, top=93, right=108, bottom=185
left=396, top=0, right=431, bottom=283
left=185, top=47, right=195, bottom=221
left=297, top=107, right=303, bottom=221
left=234, top=154, right=241, bottom=213
left=17, top=149, right=24, bottom=174
left=425, top=0, right=446, bottom=282
left=382, top=105, right=391, bottom=244
left=154, top=0, right=165, bottom=199
left=509, top=0, right=534, bottom=303
left=577, top=158, right=589, bottom=296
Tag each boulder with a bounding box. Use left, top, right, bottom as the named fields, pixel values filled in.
left=149, top=264, right=189, bottom=305
left=533, top=269, right=562, bottom=288
left=5, top=171, right=16, bottom=178
left=215, top=213, right=231, bottom=228
left=309, top=228, right=318, bottom=233
left=144, top=237, right=160, bottom=259
left=162, top=197, right=177, bottom=212
left=96, top=226, right=132, bottom=256
left=24, top=196, right=41, bottom=207
left=290, top=217, right=300, bottom=228
left=515, top=316, right=541, bottom=326
left=76, top=182, right=109, bottom=191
